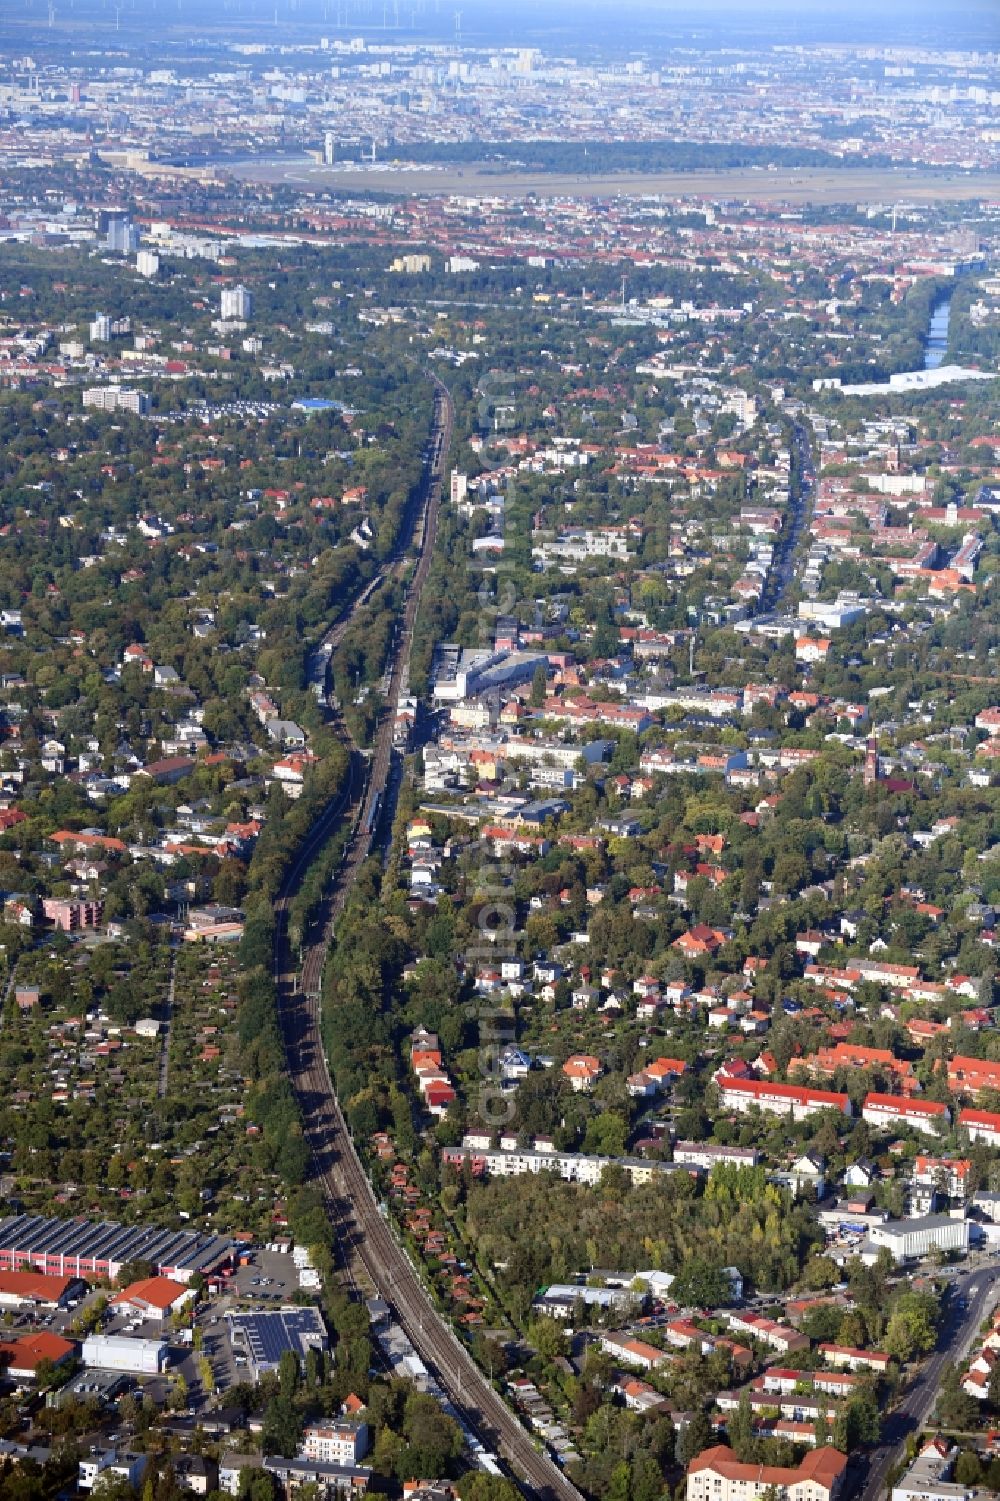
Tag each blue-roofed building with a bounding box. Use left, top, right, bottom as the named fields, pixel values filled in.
left=226, top=1307, right=328, bottom=1380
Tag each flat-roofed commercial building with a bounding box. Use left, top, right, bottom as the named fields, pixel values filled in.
left=82, top=1335, right=169, bottom=1375
left=868, top=1215, right=969, bottom=1263
left=226, top=1307, right=329, bottom=1381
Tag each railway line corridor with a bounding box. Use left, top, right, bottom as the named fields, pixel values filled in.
left=269, top=377, right=584, bottom=1500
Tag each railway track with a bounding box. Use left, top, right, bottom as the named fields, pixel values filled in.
left=271, top=377, right=585, bottom=1500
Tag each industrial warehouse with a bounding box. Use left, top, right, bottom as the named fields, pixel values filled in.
left=0, top=1215, right=235, bottom=1285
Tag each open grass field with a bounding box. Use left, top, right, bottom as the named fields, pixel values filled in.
left=224, top=156, right=1000, bottom=204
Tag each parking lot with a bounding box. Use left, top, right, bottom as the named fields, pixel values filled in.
left=193, top=1249, right=313, bottom=1395
left=1, top=1249, right=320, bottom=1408
left=227, top=1248, right=300, bottom=1303
left=1, top=1282, right=105, bottom=1341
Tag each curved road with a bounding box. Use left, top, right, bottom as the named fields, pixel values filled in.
left=272, top=377, right=584, bottom=1501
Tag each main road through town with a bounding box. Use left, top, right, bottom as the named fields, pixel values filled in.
left=857, top=1260, right=1000, bottom=1501
left=272, top=374, right=584, bottom=1501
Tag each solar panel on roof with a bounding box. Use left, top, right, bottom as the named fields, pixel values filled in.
left=74, top=1222, right=121, bottom=1258
left=0, top=1216, right=34, bottom=1247
left=14, top=1218, right=49, bottom=1251
left=25, top=1219, right=67, bottom=1254
left=227, top=1308, right=328, bottom=1374
left=175, top=1232, right=208, bottom=1258
left=195, top=1236, right=233, bottom=1269
left=103, top=1227, right=141, bottom=1260
left=147, top=1231, right=178, bottom=1258
left=140, top=1230, right=178, bottom=1264
left=0, top=1213, right=234, bottom=1278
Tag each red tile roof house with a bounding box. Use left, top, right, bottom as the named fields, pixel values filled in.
left=913, top=1156, right=972, bottom=1199
left=726, top=1312, right=809, bottom=1355
left=0, top=1331, right=75, bottom=1381
left=948, top=1056, right=1000, bottom=1097
left=135, top=755, right=199, bottom=786
left=959, top=1107, right=1000, bottom=1147
left=673, top=925, right=730, bottom=958
left=861, top=1093, right=950, bottom=1137
left=645, top=1057, right=688, bottom=1087
left=963, top=1348, right=999, bottom=1400
left=819, top=1343, right=890, bottom=1374
left=803, top=963, right=862, bottom=992
left=716, top=1076, right=851, bottom=1122
left=600, top=1332, right=672, bottom=1371
left=664, top=1319, right=715, bottom=1354
left=0, top=1270, right=82, bottom=1310
left=422, top=1080, right=457, bottom=1118
left=111, top=1276, right=196, bottom=1320
left=50, top=830, right=127, bottom=856
left=615, top=1375, right=670, bottom=1413
left=854, top=959, right=921, bottom=991
left=562, top=1054, right=603, bottom=1092
left=686, top=1444, right=847, bottom=1501
left=799, top=1043, right=919, bottom=1093
left=754, top=1368, right=858, bottom=1398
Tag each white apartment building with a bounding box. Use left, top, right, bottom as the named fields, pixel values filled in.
left=83, top=386, right=150, bottom=415
left=441, top=1139, right=684, bottom=1188
left=716, top=1077, right=851, bottom=1122
left=532, top=526, right=631, bottom=567
left=959, top=1108, right=1000, bottom=1146
left=687, top=1444, right=847, bottom=1501
left=672, top=1142, right=761, bottom=1171
left=862, top=1094, right=949, bottom=1137
left=302, top=1420, right=369, bottom=1466
left=220, top=285, right=253, bottom=320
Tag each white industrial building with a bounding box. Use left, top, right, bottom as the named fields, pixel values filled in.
left=431, top=646, right=546, bottom=703
left=866, top=1215, right=969, bottom=1264
left=533, top=1283, right=642, bottom=1321
left=81, top=1334, right=169, bottom=1374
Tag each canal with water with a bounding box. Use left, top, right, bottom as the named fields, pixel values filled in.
left=925, top=297, right=951, bottom=369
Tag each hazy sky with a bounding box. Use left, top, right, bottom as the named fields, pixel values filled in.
left=433, top=0, right=999, bottom=47
left=1, top=0, right=996, bottom=50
